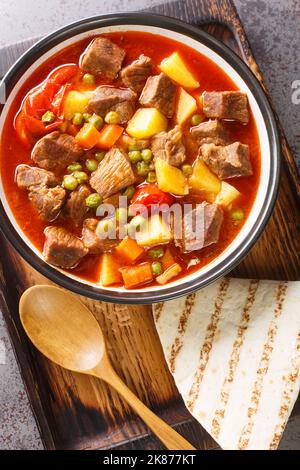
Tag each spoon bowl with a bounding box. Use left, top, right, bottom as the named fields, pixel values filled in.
left=20, top=285, right=105, bottom=372
left=19, top=285, right=196, bottom=450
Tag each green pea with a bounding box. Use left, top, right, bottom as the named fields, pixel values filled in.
left=122, top=185, right=135, bottom=199
left=67, top=162, right=82, bottom=173
left=105, top=111, right=120, bottom=124
left=151, top=261, right=163, bottom=276
left=83, top=113, right=92, bottom=122
left=63, top=175, right=79, bottom=191
left=231, top=208, right=244, bottom=222
left=42, top=111, right=56, bottom=123
left=148, top=247, right=164, bottom=259
left=85, top=159, right=98, bottom=172
left=116, top=207, right=128, bottom=224
left=128, top=140, right=139, bottom=151
left=85, top=193, right=102, bottom=208
left=82, top=73, right=95, bottom=85
left=128, top=150, right=142, bottom=163
left=72, top=113, right=83, bottom=126
left=136, top=161, right=150, bottom=176
left=73, top=171, right=89, bottom=184
left=95, top=151, right=106, bottom=162
left=191, top=114, right=204, bottom=126
left=141, top=148, right=153, bottom=162
left=146, top=171, right=156, bottom=183
left=96, top=218, right=114, bottom=237
left=89, top=114, right=103, bottom=130
left=181, top=164, right=193, bottom=176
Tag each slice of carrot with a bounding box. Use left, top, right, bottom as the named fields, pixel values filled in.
left=115, top=237, right=144, bottom=264
left=96, top=124, right=124, bottom=149
left=161, top=248, right=176, bottom=271
left=120, top=262, right=153, bottom=289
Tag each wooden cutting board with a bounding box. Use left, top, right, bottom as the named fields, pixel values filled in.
left=0, top=0, right=299, bottom=450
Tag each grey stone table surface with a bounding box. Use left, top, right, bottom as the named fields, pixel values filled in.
left=0, top=0, right=299, bottom=450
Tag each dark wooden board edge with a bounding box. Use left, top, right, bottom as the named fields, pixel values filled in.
left=0, top=0, right=299, bottom=451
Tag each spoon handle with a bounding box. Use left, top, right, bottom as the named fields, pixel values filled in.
left=92, top=359, right=196, bottom=451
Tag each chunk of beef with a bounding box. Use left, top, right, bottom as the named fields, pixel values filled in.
left=190, top=120, right=230, bottom=146
left=43, top=226, right=88, bottom=268
left=201, top=142, right=252, bottom=179
left=90, top=147, right=136, bottom=199
left=139, top=73, right=176, bottom=118
left=80, top=37, right=125, bottom=81
left=16, top=163, right=66, bottom=221
left=151, top=125, right=186, bottom=167
left=82, top=218, right=120, bottom=254
left=32, top=131, right=84, bottom=171
left=202, top=91, right=249, bottom=124
left=175, top=203, right=223, bottom=252
left=28, top=185, right=66, bottom=221
left=63, top=184, right=91, bottom=226
left=87, top=86, right=136, bottom=124
left=103, top=192, right=122, bottom=208
left=15, top=164, right=60, bottom=189
left=120, top=55, right=152, bottom=93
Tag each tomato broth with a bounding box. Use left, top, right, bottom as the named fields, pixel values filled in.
left=0, top=32, right=260, bottom=288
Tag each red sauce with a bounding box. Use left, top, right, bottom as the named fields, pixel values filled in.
left=0, top=32, right=260, bottom=286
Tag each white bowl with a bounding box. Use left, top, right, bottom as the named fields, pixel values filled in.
left=0, top=14, right=280, bottom=303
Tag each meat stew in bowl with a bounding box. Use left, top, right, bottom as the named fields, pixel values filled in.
left=0, top=31, right=260, bottom=290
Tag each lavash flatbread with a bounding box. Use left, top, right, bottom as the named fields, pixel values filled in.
left=153, top=278, right=300, bottom=450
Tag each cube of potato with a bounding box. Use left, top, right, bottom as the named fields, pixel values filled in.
left=175, top=88, right=197, bottom=125
left=159, top=52, right=200, bottom=89
left=126, top=108, right=168, bottom=139
left=63, top=90, right=90, bottom=120
left=100, top=253, right=122, bottom=286
left=136, top=214, right=172, bottom=247
left=215, top=181, right=241, bottom=207
left=189, top=159, right=221, bottom=201
left=155, top=158, right=189, bottom=196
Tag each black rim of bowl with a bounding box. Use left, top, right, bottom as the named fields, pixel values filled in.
left=0, top=13, right=280, bottom=304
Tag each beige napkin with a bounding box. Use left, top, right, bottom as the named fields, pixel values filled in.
left=153, top=278, right=300, bottom=450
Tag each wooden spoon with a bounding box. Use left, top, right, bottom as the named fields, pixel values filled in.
left=19, top=285, right=196, bottom=451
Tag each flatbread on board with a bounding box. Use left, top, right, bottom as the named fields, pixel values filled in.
left=153, top=278, right=300, bottom=450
